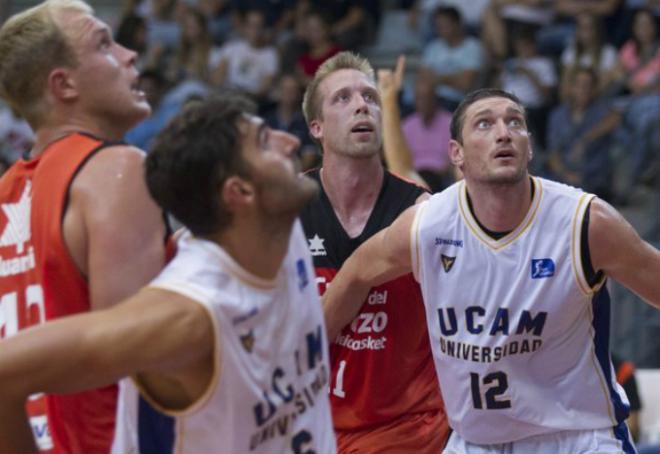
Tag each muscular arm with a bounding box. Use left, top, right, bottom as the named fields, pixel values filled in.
left=0, top=288, right=214, bottom=453
left=323, top=205, right=418, bottom=340
left=64, top=145, right=167, bottom=310
left=589, top=198, right=660, bottom=307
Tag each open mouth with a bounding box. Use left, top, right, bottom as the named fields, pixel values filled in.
left=494, top=149, right=515, bottom=159
left=130, top=81, right=145, bottom=97
left=351, top=123, right=374, bottom=133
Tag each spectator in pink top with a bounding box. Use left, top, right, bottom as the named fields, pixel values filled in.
left=614, top=8, right=659, bottom=94
left=401, top=72, right=453, bottom=192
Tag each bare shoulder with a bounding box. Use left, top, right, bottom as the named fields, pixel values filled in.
left=588, top=197, right=644, bottom=272
left=71, top=144, right=147, bottom=195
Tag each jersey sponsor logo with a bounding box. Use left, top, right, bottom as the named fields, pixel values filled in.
left=367, top=289, right=387, bottom=305
left=437, top=307, right=547, bottom=363
left=441, top=254, right=456, bottom=272
left=240, top=329, right=255, bottom=353
left=307, top=234, right=326, bottom=256
left=334, top=311, right=389, bottom=350
left=296, top=259, right=308, bottom=290
left=531, top=258, right=555, bottom=279
left=0, top=180, right=35, bottom=276
left=435, top=237, right=463, bottom=247
left=250, top=325, right=327, bottom=451
left=334, top=333, right=386, bottom=351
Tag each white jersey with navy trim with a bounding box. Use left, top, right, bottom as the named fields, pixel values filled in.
left=411, top=177, right=631, bottom=447
left=112, top=221, right=336, bottom=454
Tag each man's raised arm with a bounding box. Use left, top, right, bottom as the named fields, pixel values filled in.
left=323, top=204, right=420, bottom=339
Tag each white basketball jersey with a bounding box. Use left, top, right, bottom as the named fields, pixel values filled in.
left=411, top=177, right=629, bottom=444
left=112, top=221, right=336, bottom=454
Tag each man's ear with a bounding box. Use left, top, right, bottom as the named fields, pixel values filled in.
left=222, top=176, right=254, bottom=210
left=309, top=119, right=322, bottom=141
left=48, top=68, right=78, bottom=102
left=448, top=139, right=464, bottom=167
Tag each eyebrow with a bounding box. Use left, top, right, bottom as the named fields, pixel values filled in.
left=473, top=106, right=524, bottom=118
left=90, top=25, right=112, bottom=41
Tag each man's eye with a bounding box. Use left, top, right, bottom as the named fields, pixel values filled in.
left=509, top=118, right=523, bottom=127
left=477, top=120, right=490, bottom=129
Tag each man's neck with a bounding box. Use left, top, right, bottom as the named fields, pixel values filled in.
left=465, top=175, right=533, bottom=233
left=320, top=153, right=384, bottom=238
left=32, top=119, right=125, bottom=157
left=213, top=213, right=295, bottom=281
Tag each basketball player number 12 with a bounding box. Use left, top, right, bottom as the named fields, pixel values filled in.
left=470, top=371, right=511, bottom=409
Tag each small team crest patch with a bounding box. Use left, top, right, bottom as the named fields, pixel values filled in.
left=531, top=258, right=555, bottom=279
left=441, top=254, right=456, bottom=272
left=240, top=330, right=255, bottom=353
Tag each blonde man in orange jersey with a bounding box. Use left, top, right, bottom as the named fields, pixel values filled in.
left=0, top=1, right=167, bottom=451
left=299, top=51, right=449, bottom=453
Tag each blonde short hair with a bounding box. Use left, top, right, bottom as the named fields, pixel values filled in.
left=302, top=51, right=375, bottom=126
left=0, top=0, right=93, bottom=127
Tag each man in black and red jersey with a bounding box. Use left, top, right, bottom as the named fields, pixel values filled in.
left=299, top=51, right=449, bottom=453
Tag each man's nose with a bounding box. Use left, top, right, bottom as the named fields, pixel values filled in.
left=495, top=119, right=512, bottom=142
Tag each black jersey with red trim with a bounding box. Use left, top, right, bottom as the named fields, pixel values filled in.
left=299, top=168, right=446, bottom=433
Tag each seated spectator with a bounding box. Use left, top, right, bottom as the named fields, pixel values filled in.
left=554, top=0, right=625, bottom=46
left=401, top=71, right=453, bottom=192
left=610, top=9, right=660, bottom=186
left=546, top=67, right=621, bottom=202
left=210, top=8, right=279, bottom=104
left=198, top=0, right=235, bottom=44
left=145, top=0, right=181, bottom=53
left=560, top=13, right=619, bottom=99
left=0, top=103, right=34, bottom=163
left=264, top=74, right=319, bottom=171
left=124, top=69, right=180, bottom=151
left=229, top=0, right=297, bottom=44
left=170, top=6, right=221, bottom=83
left=481, top=0, right=556, bottom=60
left=408, top=0, right=490, bottom=43
left=420, top=5, right=484, bottom=110
left=610, top=8, right=660, bottom=96
left=499, top=26, right=557, bottom=146
left=296, top=10, right=342, bottom=83
left=312, top=0, right=381, bottom=50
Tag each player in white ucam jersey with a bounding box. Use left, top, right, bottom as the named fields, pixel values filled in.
left=0, top=94, right=336, bottom=454
left=322, top=88, right=660, bottom=453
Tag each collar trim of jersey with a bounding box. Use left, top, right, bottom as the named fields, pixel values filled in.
left=190, top=233, right=280, bottom=290
left=458, top=177, right=543, bottom=251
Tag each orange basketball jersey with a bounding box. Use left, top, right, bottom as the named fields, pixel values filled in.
left=0, top=133, right=120, bottom=453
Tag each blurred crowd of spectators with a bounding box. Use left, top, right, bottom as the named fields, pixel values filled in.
left=0, top=0, right=658, bottom=213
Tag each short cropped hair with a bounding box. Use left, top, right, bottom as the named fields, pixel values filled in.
left=146, top=93, right=256, bottom=237
left=0, top=0, right=92, bottom=128
left=302, top=51, right=375, bottom=125
left=450, top=88, right=526, bottom=143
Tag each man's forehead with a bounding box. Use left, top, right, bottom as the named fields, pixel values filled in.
left=321, top=69, right=375, bottom=95
left=56, top=11, right=107, bottom=43
left=465, top=97, right=523, bottom=118
left=238, top=113, right=263, bottom=133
